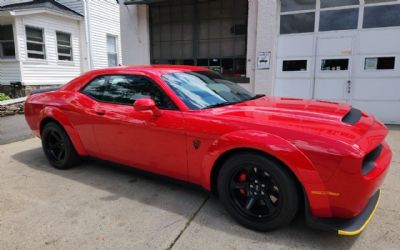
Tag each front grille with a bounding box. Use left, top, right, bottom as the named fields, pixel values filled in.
left=362, top=144, right=383, bottom=175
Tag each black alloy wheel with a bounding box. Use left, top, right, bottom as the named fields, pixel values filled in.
left=42, top=122, right=80, bottom=169
left=218, top=152, right=299, bottom=231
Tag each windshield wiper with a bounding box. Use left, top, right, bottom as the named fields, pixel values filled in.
left=203, top=101, right=239, bottom=109
left=247, top=94, right=266, bottom=101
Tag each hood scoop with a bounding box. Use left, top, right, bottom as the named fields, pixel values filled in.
left=342, top=108, right=362, bottom=125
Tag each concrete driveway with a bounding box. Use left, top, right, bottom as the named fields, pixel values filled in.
left=0, top=127, right=399, bottom=249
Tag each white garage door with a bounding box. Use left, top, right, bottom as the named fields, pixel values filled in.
left=275, top=0, right=400, bottom=124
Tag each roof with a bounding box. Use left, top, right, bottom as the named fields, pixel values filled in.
left=0, top=0, right=82, bottom=17
left=96, top=65, right=209, bottom=75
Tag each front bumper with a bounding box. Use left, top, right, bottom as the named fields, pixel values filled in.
left=306, top=190, right=381, bottom=235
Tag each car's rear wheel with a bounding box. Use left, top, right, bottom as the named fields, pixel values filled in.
left=217, top=152, right=299, bottom=231
left=42, top=122, right=80, bottom=170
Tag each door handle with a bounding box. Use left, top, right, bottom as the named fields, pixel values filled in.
left=95, top=109, right=106, bottom=115
left=347, top=80, right=351, bottom=94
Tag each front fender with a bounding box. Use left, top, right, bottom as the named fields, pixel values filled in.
left=40, top=106, right=87, bottom=156
left=202, top=130, right=333, bottom=217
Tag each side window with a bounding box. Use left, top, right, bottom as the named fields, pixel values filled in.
left=82, top=75, right=177, bottom=110
left=82, top=76, right=108, bottom=101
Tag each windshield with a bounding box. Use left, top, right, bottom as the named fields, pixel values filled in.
left=162, top=71, right=257, bottom=110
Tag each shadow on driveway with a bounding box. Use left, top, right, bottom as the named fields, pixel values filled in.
left=11, top=147, right=359, bottom=249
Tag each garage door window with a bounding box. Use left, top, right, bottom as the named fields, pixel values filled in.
left=365, top=57, right=396, bottom=70
left=280, top=13, right=315, bottom=34
left=363, top=4, right=400, bottom=28
left=281, top=0, right=316, bottom=12
left=320, top=0, right=359, bottom=8
left=319, top=9, right=359, bottom=31
left=282, top=60, right=308, bottom=71
left=321, top=59, right=349, bottom=71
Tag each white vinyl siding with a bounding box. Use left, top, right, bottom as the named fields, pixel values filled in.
left=15, top=14, right=81, bottom=85
left=0, top=61, right=21, bottom=84
left=88, top=0, right=121, bottom=69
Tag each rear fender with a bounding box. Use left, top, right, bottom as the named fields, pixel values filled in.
left=203, top=130, right=333, bottom=217
left=40, top=106, right=87, bottom=156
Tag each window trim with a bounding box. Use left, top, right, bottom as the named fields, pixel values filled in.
left=106, top=34, right=119, bottom=67
left=56, top=31, right=73, bottom=61
left=80, top=74, right=179, bottom=111
left=0, top=24, right=16, bottom=59
left=364, top=56, right=396, bottom=71
left=25, top=25, right=46, bottom=60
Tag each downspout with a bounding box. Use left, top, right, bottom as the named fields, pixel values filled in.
left=82, top=0, right=93, bottom=70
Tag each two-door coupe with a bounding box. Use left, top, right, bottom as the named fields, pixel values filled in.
left=25, top=65, right=392, bottom=234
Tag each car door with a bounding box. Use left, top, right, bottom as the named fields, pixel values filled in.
left=81, top=74, right=188, bottom=181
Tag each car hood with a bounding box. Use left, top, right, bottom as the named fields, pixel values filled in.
left=206, top=96, right=375, bottom=145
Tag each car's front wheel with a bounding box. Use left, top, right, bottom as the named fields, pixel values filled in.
left=217, top=152, right=299, bottom=231
left=42, top=122, right=81, bottom=170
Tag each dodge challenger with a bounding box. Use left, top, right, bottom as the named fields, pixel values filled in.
left=24, top=65, right=392, bottom=234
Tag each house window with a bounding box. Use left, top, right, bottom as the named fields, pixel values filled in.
left=26, top=26, right=45, bottom=59
left=107, top=35, right=118, bottom=67
left=56, top=31, right=72, bottom=61
left=0, top=25, right=15, bottom=58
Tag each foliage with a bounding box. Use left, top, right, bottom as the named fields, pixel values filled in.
left=0, top=92, right=11, bottom=101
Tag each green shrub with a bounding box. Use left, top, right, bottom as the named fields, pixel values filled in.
left=0, top=93, right=11, bottom=101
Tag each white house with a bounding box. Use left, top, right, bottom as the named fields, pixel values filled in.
left=0, top=0, right=121, bottom=88
left=119, top=0, right=400, bottom=124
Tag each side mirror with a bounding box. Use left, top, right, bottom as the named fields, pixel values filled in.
left=133, top=98, right=162, bottom=117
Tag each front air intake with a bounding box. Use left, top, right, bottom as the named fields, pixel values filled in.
left=342, top=108, right=362, bottom=125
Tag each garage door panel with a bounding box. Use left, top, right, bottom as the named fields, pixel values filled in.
left=352, top=101, right=400, bottom=124
left=278, top=35, right=315, bottom=57
left=274, top=79, right=312, bottom=98
left=352, top=78, right=400, bottom=101
left=317, top=37, right=353, bottom=56
left=359, top=30, right=400, bottom=54
left=314, top=79, right=347, bottom=101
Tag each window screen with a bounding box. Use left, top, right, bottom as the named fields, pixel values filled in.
left=321, top=59, right=349, bottom=71
left=107, top=35, right=118, bottom=67
left=280, top=13, right=315, bottom=34
left=26, top=26, right=45, bottom=59
left=363, top=5, right=400, bottom=28
left=319, top=8, right=359, bottom=31
left=56, top=32, right=72, bottom=61
left=282, top=60, right=308, bottom=71
left=365, top=57, right=396, bottom=70
left=0, top=25, right=15, bottom=58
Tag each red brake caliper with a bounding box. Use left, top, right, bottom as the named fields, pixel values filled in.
left=239, top=171, right=247, bottom=196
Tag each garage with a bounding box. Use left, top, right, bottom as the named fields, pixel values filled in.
left=149, top=0, right=249, bottom=82
left=275, top=0, right=400, bottom=124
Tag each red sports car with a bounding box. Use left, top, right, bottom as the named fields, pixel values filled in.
left=25, top=65, right=392, bottom=234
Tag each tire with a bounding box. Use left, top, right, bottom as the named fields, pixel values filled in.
left=217, top=152, right=299, bottom=231
left=41, top=122, right=81, bottom=170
